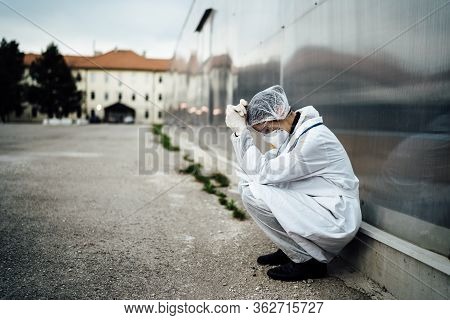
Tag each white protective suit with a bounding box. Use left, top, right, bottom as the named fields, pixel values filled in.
left=231, top=106, right=362, bottom=263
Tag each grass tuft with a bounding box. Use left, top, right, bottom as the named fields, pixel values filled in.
left=218, top=197, right=228, bottom=206
left=152, top=124, right=180, bottom=151
left=209, top=172, right=230, bottom=187
left=202, top=181, right=217, bottom=194
left=152, top=123, right=163, bottom=135
left=194, top=174, right=210, bottom=184
left=216, top=191, right=226, bottom=198
left=183, top=154, right=194, bottom=163
left=178, top=161, right=246, bottom=221
left=232, top=207, right=247, bottom=221
left=179, top=163, right=202, bottom=175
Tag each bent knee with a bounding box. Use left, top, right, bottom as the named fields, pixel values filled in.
left=240, top=186, right=252, bottom=206
left=239, top=185, right=270, bottom=212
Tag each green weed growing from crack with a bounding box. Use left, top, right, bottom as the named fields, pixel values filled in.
left=179, top=154, right=246, bottom=220
left=183, top=154, right=194, bottom=163
left=202, top=181, right=217, bottom=194
left=150, top=125, right=245, bottom=219
left=208, top=172, right=230, bottom=187
left=151, top=124, right=180, bottom=151
left=224, top=198, right=246, bottom=221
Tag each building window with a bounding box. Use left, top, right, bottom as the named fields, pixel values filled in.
left=158, top=93, right=162, bottom=101
left=104, top=92, right=109, bottom=100
left=76, top=72, right=82, bottom=81
left=131, top=93, right=136, bottom=101
left=145, top=110, right=149, bottom=119
left=145, top=94, right=149, bottom=101
left=91, top=91, right=95, bottom=100
left=159, top=76, right=163, bottom=83
left=158, top=111, right=162, bottom=119
left=118, top=92, right=122, bottom=101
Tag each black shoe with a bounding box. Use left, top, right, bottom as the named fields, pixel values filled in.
left=257, top=249, right=291, bottom=266
left=267, top=259, right=327, bottom=281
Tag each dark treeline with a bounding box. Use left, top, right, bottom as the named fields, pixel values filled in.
left=0, top=38, right=81, bottom=122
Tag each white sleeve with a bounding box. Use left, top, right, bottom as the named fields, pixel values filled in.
left=231, top=129, right=330, bottom=185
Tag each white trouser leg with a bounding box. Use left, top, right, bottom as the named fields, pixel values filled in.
left=239, top=183, right=312, bottom=263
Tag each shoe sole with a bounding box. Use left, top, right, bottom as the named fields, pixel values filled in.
left=267, top=270, right=327, bottom=282
left=256, top=257, right=291, bottom=266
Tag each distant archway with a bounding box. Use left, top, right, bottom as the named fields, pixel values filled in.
left=104, top=103, right=135, bottom=123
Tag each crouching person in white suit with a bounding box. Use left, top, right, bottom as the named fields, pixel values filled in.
left=225, top=85, right=362, bottom=281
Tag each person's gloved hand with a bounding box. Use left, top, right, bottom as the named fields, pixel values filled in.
left=225, top=99, right=248, bottom=135
left=234, top=99, right=248, bottom=116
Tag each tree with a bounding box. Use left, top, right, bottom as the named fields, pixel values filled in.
left=28, top=43, right=81, bottom=118
left=0, top=38, right=25, bottom=122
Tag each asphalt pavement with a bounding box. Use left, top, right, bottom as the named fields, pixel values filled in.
left=0, top=124, right=388, bottom=299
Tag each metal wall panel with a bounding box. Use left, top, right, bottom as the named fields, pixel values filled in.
left=169, top=0, right=450, bottom=257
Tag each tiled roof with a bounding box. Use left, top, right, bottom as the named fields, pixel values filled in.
left=24, top=49, right=171, bottom=71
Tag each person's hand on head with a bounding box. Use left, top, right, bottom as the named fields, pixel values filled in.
left=232, top=99, right=248, bottom=117
left=225, top=99, right=248, bottom=135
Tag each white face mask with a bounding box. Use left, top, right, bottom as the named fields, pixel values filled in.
left=262, top=129, right=289, bottom=148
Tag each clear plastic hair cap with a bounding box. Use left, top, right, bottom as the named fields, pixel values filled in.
left=247, top=85, right=291, bottom=126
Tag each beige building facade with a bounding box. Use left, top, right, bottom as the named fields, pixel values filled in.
left=20, top=49, right=172, bottom=124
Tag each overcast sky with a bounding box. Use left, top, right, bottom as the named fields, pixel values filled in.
left=0, top=0, right=193, bottom=58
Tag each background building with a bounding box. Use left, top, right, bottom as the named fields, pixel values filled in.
left=21, top=49, right=171, bottom=123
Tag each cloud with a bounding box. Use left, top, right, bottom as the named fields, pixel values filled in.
left=0, top=0, right=192, bottom=58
